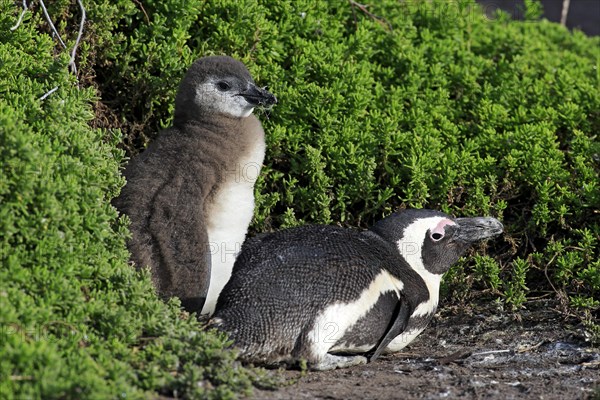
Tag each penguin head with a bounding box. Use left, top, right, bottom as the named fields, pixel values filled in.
left=371, top=209, right=503, bottom=275
left=174, top=55, right=277, bottom=121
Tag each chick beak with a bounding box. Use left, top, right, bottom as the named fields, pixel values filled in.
left=239, top=84, right=277, bottom=107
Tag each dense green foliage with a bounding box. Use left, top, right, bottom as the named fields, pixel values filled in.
left=92, top=0, right=598, bottom=323
left=0, top=1, right=255, bottom=398
left=1, top=0, right=598, bottom=398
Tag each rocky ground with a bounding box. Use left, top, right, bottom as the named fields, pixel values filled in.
left=252, top=300, right=599, bottom=399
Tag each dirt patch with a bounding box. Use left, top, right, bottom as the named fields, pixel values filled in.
left=253, top=300, right=599, bottom=399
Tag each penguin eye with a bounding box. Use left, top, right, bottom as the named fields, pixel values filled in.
left=216, top=81, right=230, bottom=91
left=430, top=232, right=444, bottom=241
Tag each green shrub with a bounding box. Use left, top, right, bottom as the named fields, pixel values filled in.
left=0, top=1, right=255, bottom=398
left=87, top=0, right=598, bottom=328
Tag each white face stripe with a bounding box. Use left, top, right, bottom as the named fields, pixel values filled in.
left=195, top=80, right=255, bottom=118
left=397, top=216, right=450, bottom=317
left=308, top=270, right=404, bottom=359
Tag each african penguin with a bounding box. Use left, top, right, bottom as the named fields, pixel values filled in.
left=112, top=56, right=276, bottom=316
left=210, top=209, right=503, bottom=370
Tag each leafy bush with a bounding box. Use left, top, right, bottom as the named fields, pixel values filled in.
left=0, top=1, right=255, bottom=398
left=89, top=0, right=598, bottom=328
left=1, top=0, right=599, bottom=398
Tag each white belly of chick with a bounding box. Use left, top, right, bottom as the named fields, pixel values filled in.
left=201, top=176, right=257, bottom=315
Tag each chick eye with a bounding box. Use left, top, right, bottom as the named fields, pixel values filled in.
left=430, top=232, right=444, bottom=241
left=216, top=81, right=230, bottom=91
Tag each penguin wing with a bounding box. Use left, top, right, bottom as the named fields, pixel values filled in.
left=147, top=173, right=210, bottom=313
left=368, top=296, right=413, bottom=361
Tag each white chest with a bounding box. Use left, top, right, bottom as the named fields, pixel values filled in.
left=385, top=327, right=427, bottom=352
left=384, top=280, right=439, bottom=352
left=200, top=139, right=265, bottom=315
left=311, top=271, right=404, bottom=357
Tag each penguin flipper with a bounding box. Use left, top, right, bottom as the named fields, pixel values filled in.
left=369, top=298, right=412, bottom=362
left=148, top=176, right=210, bottom=314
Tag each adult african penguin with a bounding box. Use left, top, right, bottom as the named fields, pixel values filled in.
left=210, top=209, right=503, bottom=370
left=112, top=56, right=276, bottom=316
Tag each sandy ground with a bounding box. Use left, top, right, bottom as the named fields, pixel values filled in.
left=251, top=300, right=599, bottom=400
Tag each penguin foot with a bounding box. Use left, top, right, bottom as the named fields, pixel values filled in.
left=311, top=354, right=368, bottom=371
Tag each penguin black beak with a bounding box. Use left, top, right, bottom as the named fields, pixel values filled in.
left=239, top=84, right=277, bottom=107
left=452, top=217, right=504, bottom=243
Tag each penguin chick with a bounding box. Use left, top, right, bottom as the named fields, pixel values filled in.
left=112, top=56, right=276, bottom=315
left=210, top=209, right=503, bottom=370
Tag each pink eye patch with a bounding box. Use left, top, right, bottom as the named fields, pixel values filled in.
left=431, top=218, right=456, bottom=237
